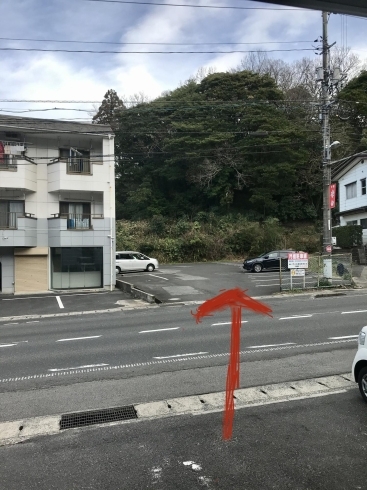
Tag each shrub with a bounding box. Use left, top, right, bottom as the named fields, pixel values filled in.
left=333, top=225, right=363, bottom=248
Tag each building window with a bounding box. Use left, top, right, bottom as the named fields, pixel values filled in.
left=362, top=178, right=366, bottom=195
left=345, top=182, right=357, bottom=199
left=60, top=202, right=91, bottom=229
left=51, top=247, right=103, bottom=289
left=60, top=148, right=91, bottom=174
left=346, top=220, right=358, bottom=226
left=361, top=218, right=367, bottom=229
left=0, top=201, right=24, bottom=229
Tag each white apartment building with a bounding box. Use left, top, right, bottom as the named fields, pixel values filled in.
left=332, top=151, right=367, bottom=245
left=0, top=115, right=116, bottom=294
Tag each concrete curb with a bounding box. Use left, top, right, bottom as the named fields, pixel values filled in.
left=115, top=279, right=158, bottom=304
left=0, top=373, right=354, bottom=446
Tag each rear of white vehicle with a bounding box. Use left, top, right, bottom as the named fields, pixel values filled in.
left=352, top=326, right=367, bottom=402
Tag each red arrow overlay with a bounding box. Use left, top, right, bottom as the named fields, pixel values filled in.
left=192, top=287, right=272, bottom=440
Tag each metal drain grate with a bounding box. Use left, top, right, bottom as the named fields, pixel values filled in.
left=60, top=405, right=137, bottom=430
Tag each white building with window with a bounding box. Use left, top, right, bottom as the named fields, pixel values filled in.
left=0, top=115, right=115, bottom=294
left=332, top=151, right=367, bottom=244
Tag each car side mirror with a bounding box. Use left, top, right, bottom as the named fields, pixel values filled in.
left=264, top=255, right=269, bottom=259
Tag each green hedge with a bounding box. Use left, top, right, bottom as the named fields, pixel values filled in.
left=333, top=225, right=363, bottom=248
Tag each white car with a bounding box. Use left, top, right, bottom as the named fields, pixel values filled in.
left=352, top=325, right=367, bottom=402
left=115, top=251, right=159, bottom=274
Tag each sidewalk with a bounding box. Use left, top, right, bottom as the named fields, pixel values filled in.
left=352, top=264, right=367, bottom=287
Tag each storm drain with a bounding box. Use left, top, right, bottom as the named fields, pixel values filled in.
left=60, top=405, right=137, bottom=430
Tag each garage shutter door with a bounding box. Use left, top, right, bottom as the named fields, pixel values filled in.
left=15, top=256, right=48, bottom=293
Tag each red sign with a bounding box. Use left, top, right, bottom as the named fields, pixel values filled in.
left=288, top=252, right=308, bottom=260
left=330, top=183, right=336, bottom=209
left=326, top=245, right=332, bottom=253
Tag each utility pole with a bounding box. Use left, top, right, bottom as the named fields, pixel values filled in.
left=317, top=11, right=342, bottom=279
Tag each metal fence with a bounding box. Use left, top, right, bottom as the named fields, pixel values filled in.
left=279, top=253, right=353, bottom=291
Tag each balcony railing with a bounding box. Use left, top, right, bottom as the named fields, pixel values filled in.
left=64, top=158, right=91, bottom=175
left=0, top=212, right=21, bottom=229
left=60, top=213, right=92, bottom=229
left=0, top=155, right=17, bottom=170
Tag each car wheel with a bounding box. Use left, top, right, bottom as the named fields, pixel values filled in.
left=253, top=263, right=263, bottom=273
left=358, top=366, right=367, bottom=403
left=146, top=264, right=155, bottom=272
left=116, top=266, right=121, bottom=274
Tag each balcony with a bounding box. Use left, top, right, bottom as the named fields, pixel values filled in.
left=0, top=155, right=17, bottom=171
left=0, top=214, right=37, bottom=247
left=65, top=158, right=91, bottom=175
left=61, top=213, right=92, bottom=230
left=0, top=158, right=37, bottom=192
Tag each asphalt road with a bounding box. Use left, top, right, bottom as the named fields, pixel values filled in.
left=1, top=390, right=366, bottom=489
left=0, top=291, right=366, bottom=421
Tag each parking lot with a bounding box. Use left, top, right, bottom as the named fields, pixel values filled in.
left=117, top=261, right=286, bottom=303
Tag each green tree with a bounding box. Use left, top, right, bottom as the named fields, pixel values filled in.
left=92, top=89, right=125, bottom=131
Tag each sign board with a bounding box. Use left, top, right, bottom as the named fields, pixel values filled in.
left=332, top=237, right=337, bottom=245
left=288, top=252, right=309, bottom=269
left=330, top=183, right=336, bottom=209
left=291, top=269, right=305, bottom=277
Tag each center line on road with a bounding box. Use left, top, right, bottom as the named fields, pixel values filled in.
left=341, top=310, right=367, bottom=315
left=139, top=327, right=179, bottom=333
left=56, top=335, right=102, bottom=342
left=0, top=344, right=17, bottom=348
left=279, top=315, right=313, bottom=320
left=248, top=342, right=296, bottom=349
left=328, top=335, right=358, bottom=340
left=48, top=363, right=109, bottom=372
left=56, top=296, right=64, bottom=309
left=211, top=321, right=248, bottom=326
left=26, top=321, right=39, bottom=324
left=153, top=352, right=208, bottom=359
left=148, top=274, right=169, bottom=281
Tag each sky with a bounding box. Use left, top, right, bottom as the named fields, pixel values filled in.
left=1, top=0, right=367, bottom=121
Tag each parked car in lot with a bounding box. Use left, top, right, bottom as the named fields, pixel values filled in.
left=115, top=251, right=159, bottom=273
left=352, top=326, right=367, bottom=402
left=243, top=250, right=296, bottom=273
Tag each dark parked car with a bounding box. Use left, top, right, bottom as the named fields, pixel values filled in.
left=243, top=250, right=296, bottom=273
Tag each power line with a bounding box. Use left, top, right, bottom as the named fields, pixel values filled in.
left=81, top=0, right=306, bottom=10
left=0, top=36, right=313, bottom=46
left=0, top=47, right=315, bottom=54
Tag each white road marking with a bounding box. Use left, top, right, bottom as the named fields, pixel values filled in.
left=56, top=296, right=64, bottom=309
left=248, top=342, right=296, bottom=349
left=279, top=315, right=313, bottom=320
left=3, top=323, right=19, bottom=326
left=328, top=335, right=358, bottom=340
left=169, top=298, right=181, bottom=301
left=1, top=292, right=108, bottom=300
left=139, top=327, right=179, bottom=334
left=183, top=461, right=202, bottom=472
left=56, top=335, right=102, bottom=342
left=153, top=352, right=208, bottom=359
left=48, top=363, right=109, bottom=372
left=341, top=310, right=367, bottom=315
left=26, top=321, right=39, bottom=324
left=211, top=321, right=248, bottom=326
left=149, top=273, right=169, bottom=281
left=0, top=344, right=17, bottom=348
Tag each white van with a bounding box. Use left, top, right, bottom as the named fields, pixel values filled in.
left=115, top=251, right=159, bottom=273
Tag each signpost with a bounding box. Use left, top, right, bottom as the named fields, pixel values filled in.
left=288, top=253, right=309, bottom=289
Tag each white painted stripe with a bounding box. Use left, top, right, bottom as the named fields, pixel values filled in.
left=139, top=327, right=179, bottom=333
left=211, top=321, right=248, bottom=326
left=48, top=363, right=109, bottom=372
left=248, top=342, right=296, bottom=349
left=256, top=284, right=281, bottom=287
left=3, top=323, right=19, bottom=325
left=341, top=310, right=367, bottom=315
left=56, top=335, right=102, bottom=342
left=279, top=315, right=313, bottom=320
left=148, top=274, right=169, bottom=281
left=56, top=296, right=64, bottom=309
left=328, top=335, right=358, bottom=340
left=153, top=352, right=208, bottom=359
left=26, top=321, right=39, bottom=324
left=0, top=344, right=17, bottom=348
